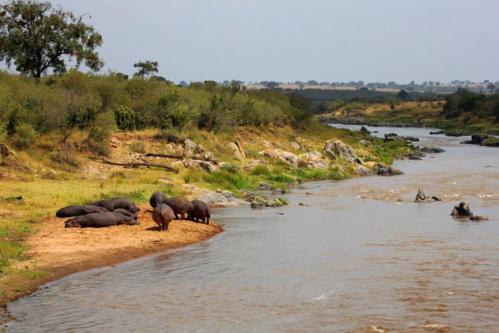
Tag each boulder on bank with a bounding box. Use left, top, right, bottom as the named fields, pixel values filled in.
left=258, top=149, right=300, bottom=167
left=198, top=189, right=248, bottom=207
left=298, top=151, right=328, bottom=169
left=461, top=135, right=499, bottom=147
left=323, top=139, right=363, bottom=164
left=228, top=141, right=246, bottom=160
left=373, top=163, right=403, bottom=176
left=420, top=146, right=445, bottom=154
left=172, top=159, right=219, bottom=173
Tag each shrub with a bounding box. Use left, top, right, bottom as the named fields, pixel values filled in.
left=129, top=141, right=145, bottom=153
left=86, top=113, right=114, bottom=155
left=114, top=105, right=144, bottom=131
left=11, top=123, right=37, bottom=149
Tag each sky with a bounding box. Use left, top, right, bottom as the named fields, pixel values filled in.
left=17, top=1, right=499, bottom=82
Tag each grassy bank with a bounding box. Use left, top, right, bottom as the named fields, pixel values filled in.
left=318, top=93, right=499, bottom=136
left=0, top=72, right=412, bottom=305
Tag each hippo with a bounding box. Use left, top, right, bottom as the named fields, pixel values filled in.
left=149, top=191, right=167, bottom=208
left=188, top=200, right=211, bottom=224
left=56, top=205, right=108, bottom=218
left=64, top=211, right=138, bottom=228
left=451, top=202, right=473, bottom=218
left=163, top=197, right=193, bottom=219
left=152, top=204, right=175, bottom=231
left=89, top=198, right=139, bottom=219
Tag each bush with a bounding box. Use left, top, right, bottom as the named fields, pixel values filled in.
left=114, top=105, right=144, bottom=130
left=129, top=141, right=145, bottom=153
left=86, top=113, right=114, bottom=155
left=11, top=123, right=37, bottom=149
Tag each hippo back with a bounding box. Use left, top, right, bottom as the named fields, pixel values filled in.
left=56, top=205, right=108, bottom=218
left=190, top=200, right=210, bottom=219
left=149, top=192, right=167, bottom=208
left=164, top=197, right=193, bottom=214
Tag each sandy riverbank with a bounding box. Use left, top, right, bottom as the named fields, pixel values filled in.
left=0, top=204, right=223, bottom=310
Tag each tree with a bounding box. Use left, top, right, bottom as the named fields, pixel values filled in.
left=133, top=60, right=158, bottom=78
left=486, top=83, right=496, bottom=94
left=397, top=89, right=409, bottom=99
left=0, top=0, right=103, bottom=78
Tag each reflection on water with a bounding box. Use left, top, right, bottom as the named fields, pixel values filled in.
left=6, top=126, right=499, bottom=332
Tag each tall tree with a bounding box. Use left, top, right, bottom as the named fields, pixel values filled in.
left=133, top=60, right=159, bottom=78
left=0, top=0, right=103, bottom=78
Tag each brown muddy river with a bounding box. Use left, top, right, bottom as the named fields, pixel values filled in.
left=5, top=126, right=499, bottom=332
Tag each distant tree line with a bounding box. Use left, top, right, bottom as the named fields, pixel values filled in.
left=443, top=89, right=499, bottom=121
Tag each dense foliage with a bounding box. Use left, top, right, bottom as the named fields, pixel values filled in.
left=443, top=89, right=499, bottom=121
left=0, top=71, right=314, bottom=150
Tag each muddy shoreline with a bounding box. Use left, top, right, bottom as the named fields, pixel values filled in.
left=0, top=204, right=223, bottom=320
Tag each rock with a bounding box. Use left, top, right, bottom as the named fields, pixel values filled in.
left=298, top=151, right=328, bottom=169
left=177, top=159, right=219, bottom=173
left=0, top=143, right=16, bottom=158
left=374, top=163, right=403, bottom=176
left=384, top=133, right=398, bottom=141
left=198, top=190, right=248, bottom=207
left=228, top=141, right=246, bottom=160
left=182, top=184, right=199, bottom=193
left=258, top=182, right=273, bottom=191
left=451, top=202, right=473, bottom=218
left=430, top=130, right=444, bottom=135
left=290, top=142, right=301, bottom=150
left=482, top=137, right=499, bottom=147
left=408, top=153, right=422, bottom=160
left=323, top=139, right=363, bottom=164
left=403, top=136, right=420, bottom=142
left=420, top=147, right=445, bottom=154
left=354, top=164, right=372, bottom=176
left=245, top=159, right=266, bottom=171
left=360, top=126, right=371, bottom=134
left=258, top=149, right=300, bottom=167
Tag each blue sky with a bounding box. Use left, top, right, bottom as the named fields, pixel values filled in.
left=23, top=1, right=499, bottom=82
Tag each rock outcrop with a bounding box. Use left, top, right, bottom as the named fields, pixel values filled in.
left=228, top=141, right=246, bottom=160
left=373, top=163, right=403, bottom=176
left=258, top=149, right=300, bottom=167
left=298, top=151, right=328, bottom=169
left=323, top=140, right=362, bottom=164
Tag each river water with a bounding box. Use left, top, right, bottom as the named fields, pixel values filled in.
left=5, top=126, right=499, bottom=332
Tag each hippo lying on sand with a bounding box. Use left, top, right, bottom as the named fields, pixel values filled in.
left=189, top=200, right=211, bottom=224
left=152, top=204, right=175, bottom=231
left=149, top=191, right=167, bottom=208
left=64, top=210, right=138, bottom=228
left=89, top=198, right=139, bottom=219
left=164, top=197, right=193, bottom=219
left=56, top=205, right=108, bottom=218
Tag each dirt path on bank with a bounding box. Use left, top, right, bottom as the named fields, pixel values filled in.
left=0, top=204, right=222, bottom=308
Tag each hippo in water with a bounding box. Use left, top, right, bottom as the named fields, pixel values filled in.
left=56, top=205, right=108, bottom=218
left=149, top=191, right=167, bottom=208
left=188, top=200, right=211, bottom=224
left=163, top=197, right=193, bottom=219
left=152, top=204, right=175, bottom=231
left=89, top=198, right=139, bottom=219
left=64, top=211, right=138, bottom=228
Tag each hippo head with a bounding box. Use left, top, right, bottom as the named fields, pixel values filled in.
left=64, top=219, right=81, bottom=228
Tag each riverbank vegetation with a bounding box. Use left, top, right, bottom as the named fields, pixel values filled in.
left=318, top=89, right=499, bottom=136
left=0, top=71, right=412, bottom=302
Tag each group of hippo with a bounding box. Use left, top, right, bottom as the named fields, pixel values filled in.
left=55, top=193, right=211, bottom=231
left=149, top=192, right=210, bottom=231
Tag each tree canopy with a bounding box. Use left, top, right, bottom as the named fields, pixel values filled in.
left=133, top=60, right=159, bottom=78
left=0, top=0, right=103, bottom=78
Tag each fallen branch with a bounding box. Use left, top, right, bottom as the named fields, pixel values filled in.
left=144, top=152, right=218, bottom=164
left=98, top=158, right=178, bottom=173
